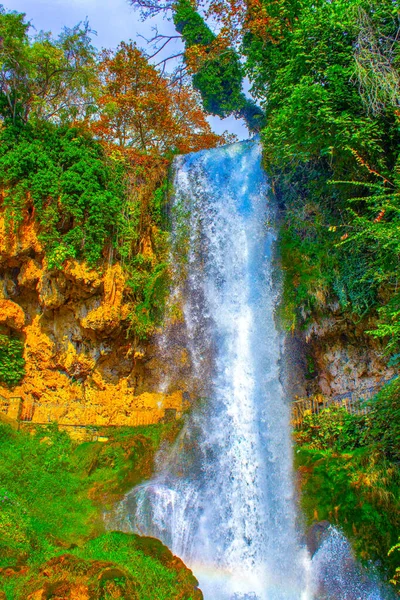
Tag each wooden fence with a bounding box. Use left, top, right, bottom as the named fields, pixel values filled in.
left=291, top=376, right=395, bottom=429
left=0, top=395, right=23, bottom=421
left=0, top=395, right=175, bottom=430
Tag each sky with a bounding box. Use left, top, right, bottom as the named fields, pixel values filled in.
left=2, top=0, right=249, bottom=139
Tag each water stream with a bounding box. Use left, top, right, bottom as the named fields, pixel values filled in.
left=115, top=141, right=390, bottom=599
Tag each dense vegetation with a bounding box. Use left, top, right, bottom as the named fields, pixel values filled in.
left=1, top=123, right=126, bottom=268
left=240, top=0, right=400, bottom=588
left=2, top=0, right=400, bottom=594
left=243, top=0, right=400, bottom=349
left=133, top=0, right=400, bottom=351
left=0, top=421, right=197, bottom=599
left=295, top=379, right=400, bottom=579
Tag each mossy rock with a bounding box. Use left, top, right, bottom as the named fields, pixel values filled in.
left=22, top=554, right=138, bottom=599
left=4, top=533, right=203, bottom=600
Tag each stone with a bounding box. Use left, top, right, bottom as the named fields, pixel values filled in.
left=0, top=299, right=25, bottom=330
left=306, top=520, right=331, bottom=556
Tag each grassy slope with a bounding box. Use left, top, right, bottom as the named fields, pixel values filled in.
left=0, top=420, right=201, bottom=599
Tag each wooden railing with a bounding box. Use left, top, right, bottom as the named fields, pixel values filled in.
left=0, top=395, right=176, bottom=430
left=0, top=394, right=23, bottom=421
left=291, top=376, right=395, bottom=429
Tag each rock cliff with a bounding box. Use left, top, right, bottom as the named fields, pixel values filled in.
left=0, top=206, right=192, bottom=428
left=284, top=305, right=393, bottom=401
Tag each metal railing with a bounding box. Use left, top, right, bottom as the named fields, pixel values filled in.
left=291, top=376, right=395, bottom=429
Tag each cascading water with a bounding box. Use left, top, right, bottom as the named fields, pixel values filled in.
left=117, top=140, right=311, bottom=599
left=115, top=140, right=390, bottom=600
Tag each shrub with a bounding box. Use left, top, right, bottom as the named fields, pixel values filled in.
left=296, top=405, right=367, bottom=452
left=0, top=334, right=25, bottom=387
left=0, top=123, right=126, bottom=267
left=365, top=378, right=400, bottom=462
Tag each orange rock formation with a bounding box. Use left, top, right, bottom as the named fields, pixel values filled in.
left=0, top=206, right=191, bottom=428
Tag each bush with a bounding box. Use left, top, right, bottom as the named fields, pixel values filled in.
left=0, top=123, right=126, bottom=267
left=295, top=383, right=400, bottom=586
left=296, top=445, right=400, bottom=578
left=296, top=405, right=367, bottom=452
left=365, top=378, right=400, bottom=462
left=0, top=334, right=25, bottom=387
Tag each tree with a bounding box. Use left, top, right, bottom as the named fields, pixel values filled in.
left=0, top=7, right=97, bottom=124
left=129, top=0, right=265, bottom=129
left=127, top=0, right=175, bottom=19
left=92, top=42, right=223, bottom=154
left=174, top=0, right=246, bottom=116
left=0, top=7, right=31, bottom=123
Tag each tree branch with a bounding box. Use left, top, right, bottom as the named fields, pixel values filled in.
left=128, top=0, right=174, bottom=19
left=154, top=52, right=184, bottom=68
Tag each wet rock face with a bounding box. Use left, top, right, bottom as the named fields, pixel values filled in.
left=306, top=520, right=331, bottom=557
left=0, top=209, right=194, bottom=426
left=311, top=327, right=393, bottom=397
left=286, top=314, right=393, bottom=399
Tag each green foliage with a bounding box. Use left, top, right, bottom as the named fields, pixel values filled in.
left=0, top=117, right=171, bottom=338
left=122, top=178, right=172, bottom=341
left=0, top=6, right=194, bottom=341
left=296, top=445, right=400, bottom=578
left=295, top=380, right=400, bottom=461
left=278, top=211, right=333, bottom=329
left=128, top=259, right=170, bottom=341
left=0, top=334, right=25, bottom=387
left=0, top=7, right=96, bottom=124
left=0, top=122, right=127, bottom=266
left=173, top=0, right=215, bottom=47
left=192, top=52, right=246, bottom=117
left=173, top=0, right=248, bottom=119
left=296, top=405, right=367, bottom=451
left=364, top=378, right=400, bottom=462
left=295, top=382, right=400, bottom=585
left=389, top=538, right=400, bottom=589
left=150, top=179, right=170, bottom=228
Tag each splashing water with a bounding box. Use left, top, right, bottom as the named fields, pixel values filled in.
left=115, top=141, right=389, bottom=600
left=311, top=527, right=394, bottom=600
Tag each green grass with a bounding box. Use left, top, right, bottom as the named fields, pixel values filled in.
left=0, top=420, right=194, bottom=599
left=1, top=532, right=199, bottom=600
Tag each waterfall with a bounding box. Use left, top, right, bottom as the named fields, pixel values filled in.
left=115, top=140, right=390, bottom=599
left=117, top=140, right=311, bottom=599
